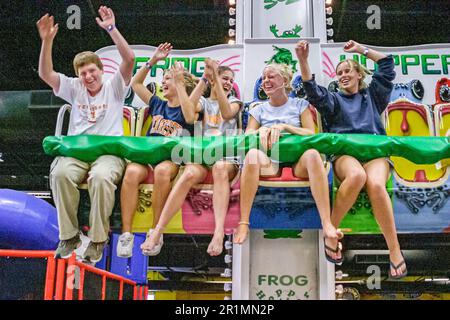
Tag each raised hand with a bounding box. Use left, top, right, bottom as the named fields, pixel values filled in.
left=204, top=58, right=219, bottom=84
left=343, top=40, right=363, bottom=53
left=295, top=40, right=309, bottom=61
left=36, top=14, right=59, bottom=41
left=151, top=42, right=172, bottom=64
left=171, top=62, right=185, bottom=84
left=95, top=6, right=116, bottom=30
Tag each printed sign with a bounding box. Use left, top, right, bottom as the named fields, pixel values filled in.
left=321, top=43, right=450, bottom=105
left=250, top=230, right=319, bottom=300
left=96, top=44, right=244, bottom=107
left=251, top=0, right=312, bottom=39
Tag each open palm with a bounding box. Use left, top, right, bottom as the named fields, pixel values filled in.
left=295, top=40, right=309, bottom=60
left=95, top=6, right=115, bottom=30
left=36, top=14, right=59, bottom=41
left=343, top=40, right=362, bottom=53
left=153, top=42, right=172, bottom=62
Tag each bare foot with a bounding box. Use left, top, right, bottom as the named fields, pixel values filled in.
left=233, top=224, right=249, bottom=244
left=207, top=232, right=224, bottom=256
left=390, top=249, right=407, bottom=278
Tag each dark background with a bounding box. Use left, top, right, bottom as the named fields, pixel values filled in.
left=330, top=0, right=450, bottom=45
left=0, top=0, right=229, bottom=91
left=1, top=0, right=450, bottom=91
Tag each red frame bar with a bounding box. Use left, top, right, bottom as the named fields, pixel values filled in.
left=0, top=250, right=54, bottom=258
left=134, top=286, right=138, bottom=300
left=102, top=275, right=107, bottom=300
left=119, top=281, right=124, bottom=300
left=63, top=254, right=136, bottom=300
left=144, top=286, right=148, bottom=300
left=0, top=250, right=56, bottom=300
left=55, top=259, right=67, bottom=300
left=44, top=255, right=56, bottom=300
left=0, top=250, right=141, bottom=300
left=64, top=254, right=77, bottom=300
left=78, top=268, right=86, bottom=300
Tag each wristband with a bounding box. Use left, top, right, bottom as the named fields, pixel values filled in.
left=106, top=24, right=115, bottom=33
left=362, top=47, right=369, bottom=57
left=201, top=77, right=209, bottom=86
left=145, top=61, right=153, bottom=70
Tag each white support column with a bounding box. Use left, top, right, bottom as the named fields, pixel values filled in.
left=231, top=234, right=250, bottom=300
left=312, top=0, right=327, bottom=42
left=318, top=230, right=336, bottom=300
left=235, top=0, right=245, bottom=44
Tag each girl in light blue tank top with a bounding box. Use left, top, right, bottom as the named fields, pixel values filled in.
left=235, top=63, right=344, bottom=266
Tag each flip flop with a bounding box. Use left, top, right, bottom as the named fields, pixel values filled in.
left=324, top=238, right=344, bottom=265
left=389, top=252, right=407, bottom=280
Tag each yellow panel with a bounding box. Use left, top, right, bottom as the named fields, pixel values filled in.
left=387, top=109, right=444, bottom=181
left=122, top=119, right=131, bottom=136
left=390, top=157, right=445, bottom=181
left=141, top=116, right=153, bottom=137
left=386, top=110, right=430, bottom=136
left=131, top=187, right=185, bottom=234
left=147, top=271, right=166, bottom=281
left=438, top=113, right=450, bottom=136
left=155, top=291, right=177, bottom=300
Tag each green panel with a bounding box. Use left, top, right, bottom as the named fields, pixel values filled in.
left=43, top=134, right=450, bottom=166
left=334, top=176, right=394, bottom=234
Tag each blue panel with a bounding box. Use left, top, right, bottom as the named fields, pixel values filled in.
left=94, top=243, right=109, bottom=270
left=393, top=179, right=450, bottom=233
left=250, top=186, right=322, bottom=229
left=110, top=233, right=148, bottom=284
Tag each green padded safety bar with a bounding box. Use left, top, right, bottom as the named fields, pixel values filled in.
left=43, top=134, right=450, bottom=165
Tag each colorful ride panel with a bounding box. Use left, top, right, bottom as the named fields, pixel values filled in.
left=42, top=133, right=450, bottom=234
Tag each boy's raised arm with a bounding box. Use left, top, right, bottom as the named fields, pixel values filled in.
left=96, top=6, right=135, bottom=85
left=37, top=14, right=60, bottom=92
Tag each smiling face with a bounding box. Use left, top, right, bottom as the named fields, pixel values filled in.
left=218, top=70, right=235, bottom=96
left=262, top=66, right=286, bottom=97
left=336, top=60, right=363, bottom=94
left=78, top=63, right=104, bottom=96
left=161, top=71, right=177, bottom=98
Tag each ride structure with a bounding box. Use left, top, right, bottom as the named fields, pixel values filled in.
left=1, top=0, right=449, bottom=300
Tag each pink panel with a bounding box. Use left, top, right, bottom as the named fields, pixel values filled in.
left=182, top=170, right=240, bottom=234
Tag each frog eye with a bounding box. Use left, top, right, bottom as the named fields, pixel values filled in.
left=411, top=79, right=424, bottom=100
left=439, top=84, right=450, bottom=102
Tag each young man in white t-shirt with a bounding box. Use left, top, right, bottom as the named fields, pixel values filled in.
left=37, top=6, right=135, bottom=262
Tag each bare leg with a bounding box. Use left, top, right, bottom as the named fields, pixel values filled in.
left=150, top=161, right=179, bottom=228
left=120, top=163, right=149, bottom=233
left=293, top=149, right=341, bottom=260
left=331, top=156, right=367, bottom=228
left=364, top=158, right=406, bottom=277
left=235, top=149, right=279, bottom=244
left=141, top=163, right=207, bottom=251
left=208, top=161, right=238, bottom=256
left=319, top=156, right=367, bottom=260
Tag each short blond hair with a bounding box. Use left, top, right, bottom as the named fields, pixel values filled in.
left=73, top=51, right=103, bottom=76
left=263, top=63, right=293, bottom=93
left=336, top=59, right=372, bottom=90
